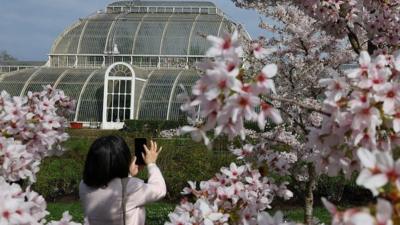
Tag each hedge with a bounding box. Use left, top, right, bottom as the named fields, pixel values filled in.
left=123, top=120, right=263, bottom=135
left=123, top=120, right=187, bottom=134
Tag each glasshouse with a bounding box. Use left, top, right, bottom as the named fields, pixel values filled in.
left=0, top=1, right=249, bottom=129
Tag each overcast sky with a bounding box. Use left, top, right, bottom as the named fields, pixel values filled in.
left=0, top=0, right=269, bottom=61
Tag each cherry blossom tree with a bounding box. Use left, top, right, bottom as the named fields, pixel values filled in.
left=307, top=50, right=400, bottom=224
left=0, top=85, right=81, bottom=225
left=228, top=0, right=400, bottom=223
left=232, top=0, right=400, bottom=55
left=167, top=26, right=400, bottom=225
left=216, top=2, right=356, bottom=223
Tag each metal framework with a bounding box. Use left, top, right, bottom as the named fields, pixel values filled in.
left=19, top=68, right=43, bottom=97
left=48, top=6, right=234, bottom=69
left=135, top=70, right=155, bottom=119
left=74, top=70, right=99, bottom=121
left=166, top=70, right=183, bottom=120
left=0, top=65, right=40, bottom=74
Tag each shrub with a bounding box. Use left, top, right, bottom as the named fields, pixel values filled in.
left=124, top=120, right=187, bottom=134
left=124, top=120, right=263, bottom=135
left=33, top=138, right=91, bottom=201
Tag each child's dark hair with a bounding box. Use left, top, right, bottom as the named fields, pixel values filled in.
left=83, top=135, right=131, bottom=187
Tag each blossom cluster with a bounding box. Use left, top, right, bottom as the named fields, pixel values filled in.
left=166, top=163, right=293, bottom=225
left=0, top=85, right=75, bottom=182
left=0, top=176, right=81, bottom=225
left=306, top=51, right=400, bottom=224
left=0, top=177, right=47, bottom=225
left=295, top=0, right=400, bottom=52
left=230, top=143, right=297, bottom=176
left=0, top=86, right=81, bottom=225
left=233, top=0, right=400, bottom=57
left=179, top=31, right=282, bottom=147
left=322, top=197, right=393, bottom=225
left=308, top=51, right=400, bottom=180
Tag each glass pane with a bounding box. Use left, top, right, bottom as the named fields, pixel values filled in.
left=119, top=109, right=124, bottom=121
left=113, top=109, right=118, bottom=122
left=113, top=94, right=119, bottom=107
left=125, top=109, right=130, bottom=120
left=120, top=80, right=126, bottom=93
left=119, top=94, right=125, bottom=106
left=126, top=81, right=131, bottom=93
left=113, top=80, right=119, bottom=94
left=107, top=94, right=112, bottom=107
left=107, top=109, right=112, bottom=122
left=108, top=81, right=113, bottom=93
left=126, top=95, right=131, bottom=108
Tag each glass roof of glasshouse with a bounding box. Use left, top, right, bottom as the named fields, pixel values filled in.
left=50, top=0, right=235, bottom=57
left=108, top=1, right=216, bottom=7
left=0, top=1, right=249, bottom=126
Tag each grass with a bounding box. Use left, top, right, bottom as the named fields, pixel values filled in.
left=46, top=201, right=331, bottom=224
left=46, top=201, right=175, bottom=225
left=278, top=206, right=331, bottom=224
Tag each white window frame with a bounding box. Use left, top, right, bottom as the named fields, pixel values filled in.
left=101, top=62, right=136, bottom=129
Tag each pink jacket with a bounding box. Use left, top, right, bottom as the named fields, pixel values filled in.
left=79, top=164, right=166, bottom=225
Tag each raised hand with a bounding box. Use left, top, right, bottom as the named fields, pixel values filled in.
left=142, top=140, right=162, bottom=165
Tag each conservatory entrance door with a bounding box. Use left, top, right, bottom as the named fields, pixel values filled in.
left=101, top=62, right=135, bottom=129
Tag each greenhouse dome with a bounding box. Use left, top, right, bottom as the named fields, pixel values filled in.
left=0, top=0, right=250, bottom=129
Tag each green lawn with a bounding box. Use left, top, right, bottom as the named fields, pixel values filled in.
left=47, top=201, right=331, bottom=224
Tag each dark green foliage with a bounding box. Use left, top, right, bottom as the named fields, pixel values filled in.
left=150, top=139, right=235, bottom=200
left=33, top=138, right=91, bottom=201
left=123, top=120, right=187, bottom=134
left=145, top=202, right=176, bottom=225
left=47, top=202, right=84, bottom=222
left=288, top=173, right=373, bottom=206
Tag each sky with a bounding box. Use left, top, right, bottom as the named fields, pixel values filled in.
left=0, top=0, right=269, bottom=61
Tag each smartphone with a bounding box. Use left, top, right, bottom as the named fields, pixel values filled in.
left=134, top=138, right=147, bottom=165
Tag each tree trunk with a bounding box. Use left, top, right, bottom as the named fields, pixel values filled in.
left=304, top=164, right=317, bottom=225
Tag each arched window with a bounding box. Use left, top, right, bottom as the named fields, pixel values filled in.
left=102, top=62, right=135, bottom=129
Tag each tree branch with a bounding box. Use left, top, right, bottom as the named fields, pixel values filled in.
left=263, top=95, right=331, bottom=116
left=347, top=25, right=361, bottom=54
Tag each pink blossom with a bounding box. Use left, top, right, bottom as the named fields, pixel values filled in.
left=220, top=163, right=245, bottom=180
left=251, top=41, right=275, bottom=59
left=165, top=211, right=191, bottom=225
left=257, top=211, right=292, bottom=225
left=376, top=198, right=393, bottom=225
left=198, top=199, right=229, bottom=225
left=179, top=126, right=210, bottom=147
left=207, top=30, right=243, bottom=58
left=258, top=102, right=282, bottom=129
left=47, top=211, right=81, bottom=225
left=254, top=64, right=278, bottom=94
left=322, top=197, right=374, bottom=225
left=225, top=92, right=260, bottom=122
left=374, top=83, right=400, bottom=115
left=356, top=148, right=400, bottom=196
left=347, top=51, right=370, bottom=79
